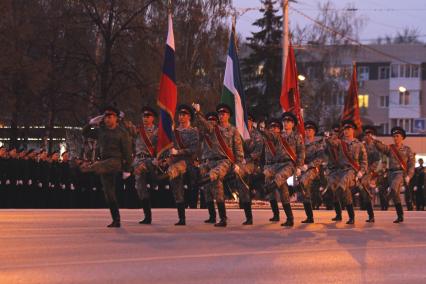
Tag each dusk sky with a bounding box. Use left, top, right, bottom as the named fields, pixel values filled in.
left=233, top=0, right=426, bottom=43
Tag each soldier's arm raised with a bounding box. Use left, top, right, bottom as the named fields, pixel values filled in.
left=373, top=139, right=390, bottom=155
left=193, top=111, right=214, bottom=134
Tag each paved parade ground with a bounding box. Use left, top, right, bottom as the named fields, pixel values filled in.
left=1, top=208, right=426, bottom=284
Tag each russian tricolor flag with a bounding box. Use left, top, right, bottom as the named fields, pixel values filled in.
left=157, top=14, right=177, bottom=157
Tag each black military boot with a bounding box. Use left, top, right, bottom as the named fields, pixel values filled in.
left=269, top=200, right=280, bottom=222
left=107, top=203, right=121, bottom=228
left=301, top=202, right=314, bottom=223
left=346, top=204, right=355, bottom=225
left=215, top=202, right=227, bottom=227
left=281, top=203, right=294, bottom=227
left=139, top=199, right=152, bottom=224
left=365, top=201, right=375, bottom=223
left=175, top=203, right=186, bottom=226
left=393, top=203, right=404, bottom=223
left=332, top=201, right=342, bottom=221
left=242, top=202, right=253, bottom=225
left=204, top=201, right=216, bottom=224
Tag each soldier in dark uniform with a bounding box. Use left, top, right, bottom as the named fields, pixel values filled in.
left=360, top=125, right=381, bottom=222
left=81, top=106, right=133, bottom=227
left=0, top=146, right=7, bottom=208
left=376, top=160, right=389, bottom=210
left=325, top=120, right=368, bottom=225
left=133, top=106, right=158, bottom=224
left=263, top=112, right=305, bottom=227
left=298, top=121, right=325, bottom=223
left=193, top=102, right=244, bottom=227
left=157, top=104, right=199, bottom=225
left=373, top=126, right=415, bottom=223
left=414, top=158, right=425, bottom=211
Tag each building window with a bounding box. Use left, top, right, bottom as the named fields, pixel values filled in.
left=379, top=96, right=389, bottom=107
left=358, top=94, right=369, bottom=108
left=399, top=91, right=410, bottom=105
left=379, top=66, right=390, bottom=79
left=380, top=123, right=389, bottom=134
left=357, top=66, right=369, bottom=81
left=390, top=64, right=420, bottom=78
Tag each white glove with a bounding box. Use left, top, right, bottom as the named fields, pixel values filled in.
left=357, top=171, right=363, bottom=179
left=301, top=164, right=308, bottom=172
left=234, top=164, right=241, bottom=174
left=122, top=172, right=131, bottom=180
left=38, top=182, right=42, bottom=188
left=324, top=131, right=330, bottom=138
left=28, top=179, right=32, bottom=186
left=414, top=186, right=418, bottom=192
left=405, top=176, right=410, bottom=185
left=170, top=148, right=178, bottom=155
left=192, top=103, right=200, bottom=112
left=258, top=121, right=265, bottom=130
left=89, top=115, right=104, bottom=125
left=295, top=168, right=302, bottom=177
left=61, top=184, right=66, bottom=190
left=70, top=183, right=75, bottom=190
left=5, top=179, right=10, bottom=185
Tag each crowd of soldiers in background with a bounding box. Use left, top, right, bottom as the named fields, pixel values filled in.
left=1, top=121, right=425, bottom=214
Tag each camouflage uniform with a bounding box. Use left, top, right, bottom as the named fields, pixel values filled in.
left=324, top=136, right=343, bottom=219
left=326, top=134, right=368, bottom=223
left=374, top=140, right=415, bottom=221
left=133, top=124, right=157, bottom=223
left=299, top=138, right=326, bottom=203
left=194, top=111, right=244, bottom=226
left=263, top=127, right=305, bottom=226
left=167, top=126, right=199, bottom=203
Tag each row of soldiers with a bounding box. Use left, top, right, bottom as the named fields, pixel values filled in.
left=0, top=147, right=183, bottom=209
left=79, top=102, right=420, bottom=228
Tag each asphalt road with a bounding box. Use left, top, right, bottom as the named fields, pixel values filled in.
left=1, top=208, right=426, bottom=284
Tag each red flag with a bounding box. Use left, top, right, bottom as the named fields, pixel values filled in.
left=341, top=63, right=362, bottom=135
left=280, top=43, right=305, bottom=137
left=157, top=14, right=177, bottom=157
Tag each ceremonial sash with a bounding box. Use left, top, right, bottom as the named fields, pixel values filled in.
left=139, top=124, right=155, bottom=157
left=340, top=140, right=360, bottom=172
left=389, top=144, right=408, bottom=173
left=173, top=129, right=186, bottom=150
left=265, top=138, right=276, bottom=156
left=204, top=134, right=213, bottom=150
left=214, top=125, right=235, bottom=163
left=278, top=135, right=297, bottom=163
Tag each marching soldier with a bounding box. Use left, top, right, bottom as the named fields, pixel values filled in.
left=377, top=160, right=390, bottom=210
left=325, top=120, right=368, bottom=225
left=360, top=125, right=381, bottom=222
left=373, top=127, right=415, bottom=223
left=133, top=106, right=158, bottom=224
left=262, top=118, right=284, bottom=222
left=81, top=106, right=133, bottom=228
left=263, top=112, right=305, bottom=227
left=298, top=121, right=325, bottom=223
left=192, top=102, right=244, bottom=227
left=157, top=104, right=199, bottom=226
left=197, top=111, right=219, bottom=224
left=324, top=124, right=344, bottom=221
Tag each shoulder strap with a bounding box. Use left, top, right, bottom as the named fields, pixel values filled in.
left=278, top=135, right=297, bottom=163
left=214, top=125, right=235, bottom=163
left=265, top=138, right=276, bottom=156
left=340, top=140, right=360, bottom=172
left=390, top=144, right=408, bottom=172
left=139, top=124, right=155, bottom=157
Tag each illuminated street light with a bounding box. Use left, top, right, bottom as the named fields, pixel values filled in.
left=298, top=74, right=306, bottom=81
left=398, top=86, right=407, bottom=93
